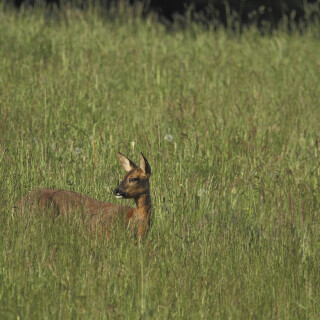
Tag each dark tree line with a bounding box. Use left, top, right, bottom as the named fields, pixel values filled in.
left=9, top=0, right=320, bottom=26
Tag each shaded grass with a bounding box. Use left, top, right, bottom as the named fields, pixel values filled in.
left=1, top=4, right=320, bottom=319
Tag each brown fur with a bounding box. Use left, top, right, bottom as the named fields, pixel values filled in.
left=16, top=152, right=152, bottom=239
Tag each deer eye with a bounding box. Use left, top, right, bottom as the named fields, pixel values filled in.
left=129, top=177, right=139, bottom=183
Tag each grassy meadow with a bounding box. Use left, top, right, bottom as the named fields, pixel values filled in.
left=1, top=3, right=320, bottom=319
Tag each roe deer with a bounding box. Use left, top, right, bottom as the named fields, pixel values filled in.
left=17, top=152, right=152, bottom=239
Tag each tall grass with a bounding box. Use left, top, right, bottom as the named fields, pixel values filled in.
left=0, top=3, right=320, bottom=319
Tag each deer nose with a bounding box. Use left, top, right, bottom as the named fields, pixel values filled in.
left=113, top=187, right=127, bottom=198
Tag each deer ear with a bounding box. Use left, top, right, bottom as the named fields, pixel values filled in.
left=117, top=152, right=137, bottom=172
left=140, top=153, right=151, bottom=175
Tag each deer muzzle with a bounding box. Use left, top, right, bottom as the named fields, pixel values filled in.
left=113, top=187, right=128, bottom=199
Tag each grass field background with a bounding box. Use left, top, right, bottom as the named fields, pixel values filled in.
left=1, top=3, right=320, bottom=319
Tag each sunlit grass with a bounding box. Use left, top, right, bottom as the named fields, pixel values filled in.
left=0, top=3, right=320, bottom=319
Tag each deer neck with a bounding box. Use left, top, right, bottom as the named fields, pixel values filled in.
left=134, top=192, right=152, bottom=220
